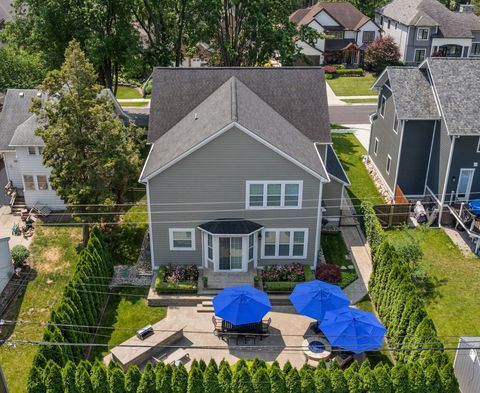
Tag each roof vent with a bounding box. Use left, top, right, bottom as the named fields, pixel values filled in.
left=19, top=92, right=24, bottom=98
left=194, top=112, right=198, bottom=120
left=36, top=92, right=42, bottom=97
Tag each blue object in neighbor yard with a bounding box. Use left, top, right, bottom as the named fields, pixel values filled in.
left=212, top=285, right=272, bottom=325
left=469, top=200, right=480, bottom=216
left=320, top=307, right=386, bottom=354
left=289, top=280, right=350, bottom=321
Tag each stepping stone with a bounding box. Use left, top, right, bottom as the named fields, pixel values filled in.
left=341, top=266, right=348, bottom=270
left=348, top=265, right=355, bottom=269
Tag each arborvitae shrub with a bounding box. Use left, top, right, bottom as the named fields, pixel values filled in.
left=137, top=363, right=155, bottom=393
left=187, top=365, right=204, bottom=393
left=171, top=364, right=188, bottom=393
left=252, top=368, right=271, bottom=393
left=285, top=368, right=301, bottom=393
left=204, top=363, right=221, bottom=393
left=125, top=365, right=141, bottom=393
left=27, top=366, right=46, bottom=393
left=108, top=367, right=126, bottom=393
left=62, top=361, right=79, bottom=393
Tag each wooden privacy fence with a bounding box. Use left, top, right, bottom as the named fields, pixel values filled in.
left=373, top=203, right=411, bottom=227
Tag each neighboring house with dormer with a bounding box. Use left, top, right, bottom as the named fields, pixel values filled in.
left=139, top=68, right=350, bottom=272
left=376, top=0, right=480, bottom=65
left=290, top=2, right=381, bottom=65
left=368, top=58, right=480, bottom=211
left=0, top=88, right=130, bottom=210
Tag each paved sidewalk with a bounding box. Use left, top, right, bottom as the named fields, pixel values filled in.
left=326, top=82, right=377, bottom=107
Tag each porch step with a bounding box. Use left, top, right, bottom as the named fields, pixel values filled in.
left=196, top=300, right=214, bottom=313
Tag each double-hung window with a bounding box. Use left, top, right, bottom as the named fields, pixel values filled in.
left=248, top=234, right=255, bottom=261
left=247, top=181, right=302, bottom=209
left=207, top=234, right=213, bottom=261
left=261, top=229, right=308, bottom=259
left=23, top=175, right=36, bottom=190
left=476, top=137, right=480, bottom=153
left=374, top=138, right=379, bottom=155
left=362, top=31, right=375, bottom=43
left=169, top=228, right=195, bottom=251
left=414, top=49, right=426, bottom=63
left=386, top=155, right=392, bottom=174
left=472, top=42, right=480, bottom=56
left=37, top=175, right=49, bottom=190
left=393, top=112, right=400, bottom=133
left=417, top=28, right=429, bottom=40
left=28, top=147, right=37, bottom=155
left=379, top=95, right=386, bottom=118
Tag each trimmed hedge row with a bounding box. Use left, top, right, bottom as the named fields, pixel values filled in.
left=155, top=266, right=197, bottom=294
left=361, top=202, right=458, bottom=386
left=324, top=67, right=365, bottom=79
left=29, top=356, right=458, bottom=393
left=30, top=227, right=114, bottom=369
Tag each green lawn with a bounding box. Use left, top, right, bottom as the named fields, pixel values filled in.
left=327, top=76, right=377, bottom=96
left=341, top=98, right=378, bottom=104
left=332, top=133, right=383, bottom=210
left=115, top=86, right=143, bottom=99
left=90, top=287, right=167, bottom=360
left=386, top=227, right=480, bottom=359
left=321, top=232, right=358, bottom=288
left=120, top=101, right=148, bottom=107
left=0, top=226, right=82, bottom=393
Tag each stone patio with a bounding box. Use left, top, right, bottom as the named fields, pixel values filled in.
left=0, top=205, right=32, bottom=249
left=106, top=305, right=316, bottom=369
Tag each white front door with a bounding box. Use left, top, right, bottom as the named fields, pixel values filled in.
left=456, top=168, right=475, bottom=201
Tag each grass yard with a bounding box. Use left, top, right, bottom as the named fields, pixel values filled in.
left=332, top=133, right=383, bottom=210
left=115, top=85, right=143, bottom=99
left=387, top=227, right=480, bottom=359
left=321, top=232, right=357, bottom=287
left=120, top=101, right=149, bottom=107
left=90, top=287, right=167, bottom=360
left=341, top=98, right=378, bottom=104
left=327, top=75, right=377, bottom=96
left=0, top=226, right=82, bottom=393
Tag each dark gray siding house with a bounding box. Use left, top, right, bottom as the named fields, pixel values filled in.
left=139, top=68, right=349, bottom=272
left=454, top=337, right=480, bottom=393
left=369, top=58, right=480, bottom=210
left=376, top=0, right=480, bottom=65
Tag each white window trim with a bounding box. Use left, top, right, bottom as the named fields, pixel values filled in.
left=379, top=95, right=386, bottom=118
left=472, top=42, right=480, bottom=57
left=393, top=112, right=399, bottom=134
left=260, top=228, right=308, bottom=259
left=386, top=155, right=392, bottom=174
left=169, top=228, right=196, bottom=251
left=246, top=181, right=303, bottom=209
left=414, top=48, right=426, bottom=63
left=207, top=233, right=213, bottom=262
left=477, top=137, right=480, bottom=153
left=22, top=174, right=51, bottom=191
left=417, top=28, right=429, bottom=41
left=374, top=138, right=379, bottom=156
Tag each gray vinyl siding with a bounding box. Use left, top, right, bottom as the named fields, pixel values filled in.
left=454, top=338, right=480, bottom=393
left=147, top=127, right=322, bottom=268
left=368, top=85, right=400, bottom=194
left=322, top=179, right=343, bottom=223
left=405, top=27, right=432, bottom=64
left=445, top=136, right=480, bottom=202
left=397, top=120, right=435, bottom=196
left=427, top=120, right=453, bottom=200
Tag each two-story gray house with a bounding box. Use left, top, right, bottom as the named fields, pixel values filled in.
left=376, top=0, right=480, bottom=64
left=368, top=58, right=480, bottom=211
left=139, top=68, right=350, bottom=273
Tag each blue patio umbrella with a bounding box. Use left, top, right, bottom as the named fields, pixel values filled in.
left=469, top=199, right=480, bottom=216
left=320, top=307, right=386, bottom=354
left=289, top=280, right=350, bottom=321
left=212, top=286, right=272, bottom=325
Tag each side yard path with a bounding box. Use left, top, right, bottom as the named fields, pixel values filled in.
left=0, top=226, right=82, bottom=393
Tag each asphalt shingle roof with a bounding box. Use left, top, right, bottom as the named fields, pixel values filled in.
left=378, top=0, right=480, bottom=38
left=198, top=219, right=263, bottom=235
left=140, top=76, right=329, bottom=181
left=9, top=115, right=44, bottom=146
left=148, top=67, right=331, bottom=144
left=0, top=0, right=12, bottom=21
left=427, top=58, right=480, bottom=135
left=290, top=2, right=371, bottom=30
left=0, top=89, right=39, bottom=151
left=380, top=67, right=441, bottom=120
left=325, top=145, right=350, bottom=185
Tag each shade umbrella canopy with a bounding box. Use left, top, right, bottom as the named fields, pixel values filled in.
left=289, top=280, right=350, bottom=321
left=320, top=307, right=387, bottom=354
left=212, top=285, right=272, bottom=325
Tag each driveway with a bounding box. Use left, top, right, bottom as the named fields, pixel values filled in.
left=329, top=105, right=376, bottom=125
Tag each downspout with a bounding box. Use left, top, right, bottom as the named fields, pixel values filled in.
left=439, top=136, right=456, bottom=226
left=146, top=181, right=156, bottom=270
left=313, top=180, right=324, bottom=270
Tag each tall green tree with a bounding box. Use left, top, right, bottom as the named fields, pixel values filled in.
left=0, top=45, right=46, bottom=91
left=27, top=366, right=46, bottom=393
left=204, top=364, right=221, bottom=393
left=62, top=361, right=79, bottom=393
left=171, top=364, right=189, bottom=393
left=33, top=40, right=143, bottom=245
left=44, top=361, right=64, bottom=393
left=108, top=368, right=126, bottom=393
left=138, top=363, right=156, bottom=393
left=125, top=365, right=142, bottom=393
left=90, top=362, right=109, bottom=393
left=252, top=368, right=270, bottom=393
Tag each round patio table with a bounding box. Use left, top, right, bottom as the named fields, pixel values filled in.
left=303, top=336, right=332, bottom=361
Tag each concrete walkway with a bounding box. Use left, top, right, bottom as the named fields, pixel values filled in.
left=0, top=205, right=32, bottom=249
left=443, top=226, right=480, bottom=258
left=326, top=82, right=377, bottom=107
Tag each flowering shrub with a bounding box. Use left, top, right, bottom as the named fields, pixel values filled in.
left=163, top=264, right=199, bottom=283
left=315, top=264, right=341, bottom=283
left=323, top=65, right=337, bottom=74
left=261, top=263, right=305, bottom=282
left=364, top=36, right=401, bottom=73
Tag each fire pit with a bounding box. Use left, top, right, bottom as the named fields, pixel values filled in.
left=303, top=336, right=331, bottom=361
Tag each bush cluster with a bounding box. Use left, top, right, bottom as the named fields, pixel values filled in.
left=155, top=265, right=198, bottom=294
left=30, top=228, right=114, bottom=369
left=261, top=263, right=305, bottom=282
left=362, top=202, right=458, bottom=390
left=164, top=264, right=199, bottom=282
left=29, top=356, right=458, bottom=393
left=11, top=244, right=30, bottom=267
left=315, top=264, right=341, bottom=283
left=322, top=66, right=364, bottom=78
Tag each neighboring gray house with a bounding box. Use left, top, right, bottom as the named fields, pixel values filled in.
left=290, top=2, right=381, bottom=65
left=0, top=88, right=130, bottom=210
left=454, top=337, right=480, bottom=393
left=139, top=68, right=349, bottom=272
left=376, top=0, right=480, bottom=64
left=369, top=58, right=480, bottom=210
left=0, top=0, right=12, bottom=29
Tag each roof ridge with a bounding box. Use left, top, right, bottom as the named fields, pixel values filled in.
left=231, top=77, right=238, bottom=122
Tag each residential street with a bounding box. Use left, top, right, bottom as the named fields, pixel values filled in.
left=329, top=105, right=376, bottom=125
